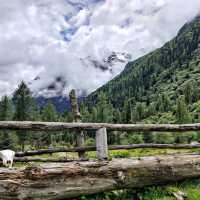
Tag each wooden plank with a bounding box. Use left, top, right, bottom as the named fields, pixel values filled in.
left=1, top=121, right=200, bottom=132
left=96, top=128, right=108, bottom=160
left=15, top=143, right=200, bottom=157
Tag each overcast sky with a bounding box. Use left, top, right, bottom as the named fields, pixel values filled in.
left=0, top=0, right=200, bottom=98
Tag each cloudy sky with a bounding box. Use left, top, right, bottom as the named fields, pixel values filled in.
left=0, top=0, right=200, bottom=98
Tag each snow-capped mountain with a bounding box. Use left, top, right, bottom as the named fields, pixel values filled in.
left=31, top=52, right=131, bottom=98
left=30, top=51, right=131, bottom=112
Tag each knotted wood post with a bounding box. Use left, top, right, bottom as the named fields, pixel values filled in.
left=69, top=89, right=85, bottom=159
left=96, top=127, right=108, bottom=160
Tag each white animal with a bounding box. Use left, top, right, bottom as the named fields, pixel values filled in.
left=0, top=150, right=15, bottom=168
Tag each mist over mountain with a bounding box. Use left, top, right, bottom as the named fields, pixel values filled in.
left=31, top=51, right=131, bottom=98
left=85, top=14, right=200, bottom=123
left=1, top=0, right=200, bottom=101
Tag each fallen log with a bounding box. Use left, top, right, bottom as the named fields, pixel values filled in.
left=14, top=157, right=88, bottom=162
left=15, top=143, right=200, bottom=157
left=0, top=154, right=200, bottom=199
left=0, top=158, right=88, bottom=164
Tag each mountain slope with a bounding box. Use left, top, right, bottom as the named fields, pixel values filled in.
left=30, top=52, right=131, bottom=98
left=86, top=15, right=200, bottom=119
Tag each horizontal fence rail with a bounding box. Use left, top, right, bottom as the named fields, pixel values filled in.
left=1, top=121, right=200, bottom=160
left=1, top=121, right=200, bottom=132
left=15, top=143, right=200, bottom=157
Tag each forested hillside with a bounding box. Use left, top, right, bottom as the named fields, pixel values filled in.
left=85, top=15, right=200, bottom=125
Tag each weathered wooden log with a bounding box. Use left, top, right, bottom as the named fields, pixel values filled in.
left=0, top=154, right=200, bottom=199
left=96, top=128, right=108, bottom=160
left=13, top=157, right=89, bottom=162
left=1, top=121, right=200, bottom=132
left=15, top=143, right=200, bottom=157
left=69, top=89, right=85, bottom=158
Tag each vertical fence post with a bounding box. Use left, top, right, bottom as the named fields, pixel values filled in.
left=96, top=127, right=108, bottom=160
left=69, top=89, right=85, bottom=159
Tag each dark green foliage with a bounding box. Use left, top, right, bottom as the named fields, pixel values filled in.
left=41, top=101, right=58, bottom=146
left=13, top=81, right=33, bottom=121
left=41, top=101, right=58, bottom=122
left=85, top=15, right=200, bottom=127
left=95, top=92, right=114, bottom=123
left=2, top=15, right=200, bottom=152
left=13, top=81, right=35, bottom=151
left=175, top=96, right=192, bottom=124
left=0, top=96, right=14, bottom=149
left=0, top=96, right=13, bottom=120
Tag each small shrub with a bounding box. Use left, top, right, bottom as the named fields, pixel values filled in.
left=128, top=133, right=144, bottom=144
left=85, top=138, right=95, bottom=146
left=153, top=133, right=175, bottom=144
left=175, top=132, right=197, bottom=143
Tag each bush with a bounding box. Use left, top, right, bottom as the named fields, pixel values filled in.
left=175, top=132, right=197, bottom=143
left=153, top=133, right=175, bottom=144
left=85, top=138, right=95, bottom=146
left=128, top=133, right=144, bottom=144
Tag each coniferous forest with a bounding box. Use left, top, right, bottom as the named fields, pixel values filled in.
left=2, top=7, right=200, bottom=200
left=0, top=14, right=200, bottom=162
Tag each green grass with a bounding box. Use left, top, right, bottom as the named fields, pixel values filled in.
left=86, top=147, right=200, bottom=160
left=78, top=179, right=200, bottom=200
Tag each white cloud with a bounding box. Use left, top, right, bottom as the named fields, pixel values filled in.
left=0, top=0, right=200, bottom=98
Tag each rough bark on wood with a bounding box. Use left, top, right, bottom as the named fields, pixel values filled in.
left=13, top=157, right=89, bottom=162
left=0, top=154, right=200, bottom=199
left=69, top=89, right=85, bottom=158
left=15, top=143, right=200, bottom=157
left=96, top=128, right=108, bottom=160
left=1, top=121, right=200, bottom=132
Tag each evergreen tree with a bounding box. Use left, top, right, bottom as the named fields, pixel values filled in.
left=41, top=101, right=57, bottom=122
left=0, top=96, right=13, bottom=120
left=29, top=99, right=41, bottom=149
left=175, top=96, right=192, bottom=123
left=134, top=102, right=146, bottom=121
left=29, top=98, right=40, bottom=121
left=122, top=98, right=133, bottom=123
left=91, top=107, right=98, bottom=123
left=13, top=81, right=33, bottom=151
left=41, top=101, right=58, bottom=146
left=113, top=109, right=122, bottom=123
left=0, top=96, right=14, bottom=149
left=184, top=82, right=193, bottom=104
left=80, top=103, right=91, bottom=122
left=156, top=93, right=171, bottom=113
left=96, top=92, right=113, bottom=123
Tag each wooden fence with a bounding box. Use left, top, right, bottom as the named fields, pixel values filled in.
left=1, top=121, right=200, bottom=160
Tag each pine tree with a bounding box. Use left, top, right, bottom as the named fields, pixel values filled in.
left=122, top=98, right=132, bottom=123
left=184, top=82, right=193, bottom=104
left=0, top=96, right=13, bottom=120
left=91, top=107, right=98, bottom=122
left=96, top=92, right=113, bottom=123
left=29, top=99, right=41, bottom=149
left=41, top=101, right=57, bottom=122
left=156, top=93, right=171, bottom=113
left=175, top=96, right=192, bottom=123
left=134, top=102, right=146, bottom=121
left=113, top=109, right=122, bottom=123
left=80, top=103, right=91, bottom=122
left=13, top=81, right=33, bottom=151
left=0, top=96, right=14, bottom=149
left=41, top=101, right=58, bottom=146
